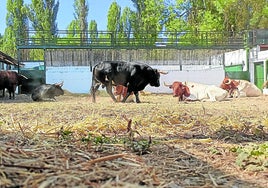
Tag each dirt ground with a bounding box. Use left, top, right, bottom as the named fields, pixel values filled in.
left=0, top=93, right=268, bottom=187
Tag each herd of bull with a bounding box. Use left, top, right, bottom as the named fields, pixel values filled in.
left=0, top=61, right=263, bottom=102
left=91, top=61, right=263, bottom=103
left=0, top=70, right=64, bottom=101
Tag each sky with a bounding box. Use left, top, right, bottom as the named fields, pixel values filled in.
left=0, top=0, right=134, bottom=35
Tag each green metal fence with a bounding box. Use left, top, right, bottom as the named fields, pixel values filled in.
left=16, top=30, right=246, bottom=50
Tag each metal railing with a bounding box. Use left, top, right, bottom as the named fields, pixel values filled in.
left=16, top=30, right=247, bottom=50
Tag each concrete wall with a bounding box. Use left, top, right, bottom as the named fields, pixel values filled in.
left=46, top=65, right=225, bottom=94
left=46, top=66, right=91, bottom=93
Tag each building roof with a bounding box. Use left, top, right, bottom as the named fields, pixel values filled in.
left=0, top=51, right=20, bottom=66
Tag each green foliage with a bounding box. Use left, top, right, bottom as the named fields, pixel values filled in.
left=88, top=20, right=98, bottom=44
left=81, top=131, right=152, bottom=155
left=73, top=0, right=88, bottom=43
left=107, top=2, right=121, bottom=32
left=25, top=0, right=59, bottom=60
left=125, top=138, right=152, bottom=155
left=27, top=0, right=59, bottom=33
left=117, top=7, right=135, bottom=42
left=234, top=142, right=268, bottom=171
left=2, top=0, right=28, bottom=57
left=60, top=130, right=73, bottom=140
left=131, top=0, right=164, bottom=44
left=58, top=126, right=73, bottom=140
left=2, top=0, right=268, bottom=59
left=81, top=133, right=113, bottom=145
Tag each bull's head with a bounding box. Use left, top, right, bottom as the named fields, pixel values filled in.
left=221, top=77, right=239, bottom=91
left=223, top=77, right=232, bottom=85
left=164, top=81, right=190, bottom=100
left=53, top=81, right=64, bottom=96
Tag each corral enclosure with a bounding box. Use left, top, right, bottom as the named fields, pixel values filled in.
left=18, top=29, right=268, bottom=94
left=1, top=30, right=267, bottom=187
left=20, top=48, right=227, bottom=93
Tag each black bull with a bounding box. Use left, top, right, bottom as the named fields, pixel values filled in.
left=91, top=61, right=166, bottom=103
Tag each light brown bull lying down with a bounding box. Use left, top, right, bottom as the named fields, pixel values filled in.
left=234, top=80, right=262, bottom=97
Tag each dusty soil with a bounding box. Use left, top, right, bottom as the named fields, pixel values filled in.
left=0, top=93, right=268, bottom=187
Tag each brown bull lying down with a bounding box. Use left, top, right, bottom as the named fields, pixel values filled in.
left=165, top=81, right=228, bottom=102
left=220, top=77, right=262, bottom=97
left=113, top=85, right=134, bottom=102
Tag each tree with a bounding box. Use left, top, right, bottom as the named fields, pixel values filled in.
left=0, top=34, right=3, bottom=48
left=119, top=7, right=135, bottom=40
left=246, top=0, right=268, bottom=29
left=89, top=20, right=98, bottom=43
left=2, top=0, right=28, bottom=57
left=65, top=20, right=80, bottom=45
left=73, top=0, right=89, bottom=44
left=26, top=0, right=59, bottom=60
left=131, top=0, right=164, bottom=43
left=107, top=2, right=121, bottom=34
left=163, top=0, right=189, bottom=32
left=27, top=0, right=59, bottom=38
left=185, top=0, right=268, bottom=32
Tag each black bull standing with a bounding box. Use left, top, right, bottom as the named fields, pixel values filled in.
left=91, top=61, right=166, bottom=103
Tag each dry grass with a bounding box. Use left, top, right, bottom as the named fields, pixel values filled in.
left=0, top=93, right=268, bottom=187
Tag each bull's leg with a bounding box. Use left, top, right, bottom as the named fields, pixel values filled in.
left=134, top=91, right=141, bottom=103
left=207, top=92, right=216, bottom=101
left=105, top=83, right=117, bottom=102
left=90, top=83, right=100, bottom=103
left=12, top=86, right=16, bottom=99
left=116, top=94, right=121, bottom=102
left=121, top=92, right=131, bottom=103
left=129, top=91, right=141, bottom=103
left=8, top=89, right=12, bottom=99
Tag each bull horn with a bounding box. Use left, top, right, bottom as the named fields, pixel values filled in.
left=21, top=75, right=28, bottom=79
left=158, top=70, right=168, bottom=74
left=224, top=78, right=231, bottom=85
left=55, top=81, right=64, bottom=87
left=163, top=82, right=172, bottom=87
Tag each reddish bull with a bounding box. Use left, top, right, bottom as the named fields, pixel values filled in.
left=164, top=81, right=191, bottom=101
left=113, top=85, right=129, bottom=102
left=0, top=70, right=28, bottom=99
left=220, top=77, right=239, bottom=97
